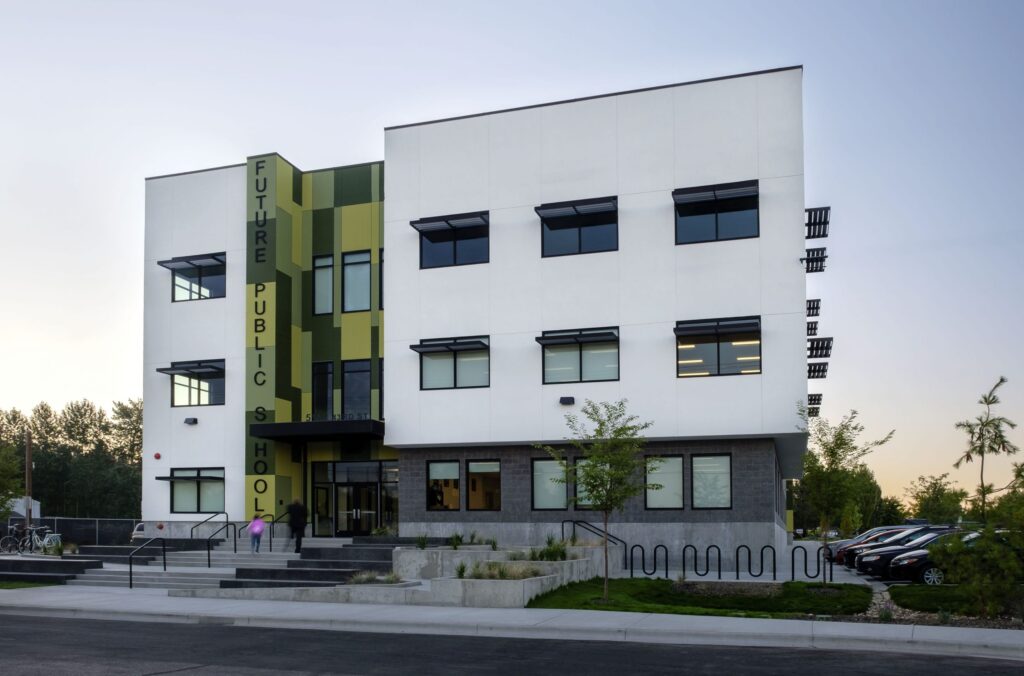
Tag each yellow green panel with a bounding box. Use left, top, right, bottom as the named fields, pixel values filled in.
left=340, top=203, right=372, bottom=252
left=341, top=313, right=372, bottom=360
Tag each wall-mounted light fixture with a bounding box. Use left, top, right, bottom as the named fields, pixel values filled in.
left=559, top=396, right=575, bottom=406
left=184, top=418, right=198, bottom=425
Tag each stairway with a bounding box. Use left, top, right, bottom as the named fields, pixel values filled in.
left=68, top=567, right=231, bottom=589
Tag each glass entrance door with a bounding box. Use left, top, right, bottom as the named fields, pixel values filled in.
left=335, top=483, right=378, bottom=536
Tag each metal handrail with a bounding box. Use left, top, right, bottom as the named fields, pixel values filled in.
left=205, top=522, right=238, bottom=567
left=560, top=520, right=628, bottom=567
left=239, top=514, right=275, bottom=552
left=128, top=537, right=166, bottom=589
left=189, top=512, right=229, bottom=539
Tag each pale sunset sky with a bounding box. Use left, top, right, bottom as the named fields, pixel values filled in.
left=0, top=1, right=1021, bottom=499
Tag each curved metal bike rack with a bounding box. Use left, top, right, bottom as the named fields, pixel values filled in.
left=682, top=544, right=722, bottom=579
left=629, top=544, right=669, bottom=579
left=735, top=544, right=777, bottom=580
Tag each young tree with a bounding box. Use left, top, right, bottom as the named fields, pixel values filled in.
left=905, top=473, right=968, bottom=524
left=954, top=377, right=1020, bottom=522
left=537, top=399, right=658, bottom=601
left=870, top=496, right=908, bottom=528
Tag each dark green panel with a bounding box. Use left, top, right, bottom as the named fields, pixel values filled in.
left=335, top=165, right=372, bottom=207
left=312, top=209, right=334, bottom=254
left=310, top=317, right=339, bottom=362
left=292, top=166, right=302, bottom=205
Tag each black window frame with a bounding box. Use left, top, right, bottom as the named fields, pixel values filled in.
left=675, top=316, right=761, bottom=378
left=530, top=458, right=569, bottom=511
left=536, top=196, right=618, bottom=258
left=158, top=252, right=227, bottom=303
left=311, top=361, right=334, bottom=421
left=412, top=211, right=490, bottom=270
left=312, top=254, right=334, bottom=316
left=572, top=457, right=596, bottom=510
left=426, top=460, right=461, bottom=512
left=341, top=359, right=372, bottom=420
left=341, top=250, right=372, bottom=313
left=168, top=467, right=225, bottom=514
left=413, top=336, right=490, bottom=391
left=644, top=454, right=685, bottom=510
left=465, top=459, right=502, bottom=512
left=674, top=180, right=759, bottom=245
left=170, top=374, right=225, bottom=407
left=690, top=453, right=733, bottom=511
left=537, top=327, right=620, bottom=384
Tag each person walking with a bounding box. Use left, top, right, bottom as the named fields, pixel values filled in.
left=248, top=513, right=265, bottom=555
left=286, top=498, right=308, bottom=554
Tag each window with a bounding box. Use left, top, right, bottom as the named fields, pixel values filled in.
left=157, top=253, right=226, bottom=302
left=169, top=468, right=224, bottom=513
left=312, top=362, right=333, bottom=420
left=537, top=328, right=619, bottom=384
left=157, top=360, right=226, bottom=407
left=467, top=460, right=500, bottom=510
left=573, top=458, right=594, bottom=509
left=675, top=317, right=761, bottom=377
left=674, top=180, right=758, bottom=244
left=313, top=255, right=333, bottom=315
left=536, top=197, right=617, bottom=257
left=343, top=251, right=371, bottom=312
left=411, top=336, right=489, bottom=390
left=411, top=212, right=489, bottom=269
left=691, top=455, right=731, bottom=509
left=342, top=360, right=370, bottom=419
left=532, top=459, right=567, bottom=510
left=646, top=456, right=683, bottom=509
left=427, top=461, right=459, bottom=511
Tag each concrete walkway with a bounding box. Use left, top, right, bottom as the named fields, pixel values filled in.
left=0, top=585, right=1020, bottom=662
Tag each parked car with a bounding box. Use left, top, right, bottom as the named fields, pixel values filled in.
left=835, top=528, right=914, bottom=565
left=855, top=529, right=958, bottom=579
left=888, top=531, right=981, bottom=585
left=845, top=527, right=955, bottom=568
left=130, top=522, right=146, bottom=542
left=825, top=525, right=916, bottom=562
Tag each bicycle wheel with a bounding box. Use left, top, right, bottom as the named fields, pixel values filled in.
left=0, top=535, right=17, bottom=553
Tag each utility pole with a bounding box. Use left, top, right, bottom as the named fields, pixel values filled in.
left=24, top=429, right=32, bottom=531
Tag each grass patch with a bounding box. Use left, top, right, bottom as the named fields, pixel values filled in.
left=889, top=585, right=978, bottom=615
left=527, top=578, right=872, bottom=618
left=0, top=582, right=55, bottom=590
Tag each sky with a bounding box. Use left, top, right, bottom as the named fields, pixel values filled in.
left=0, top=0, right=1021, bottom=498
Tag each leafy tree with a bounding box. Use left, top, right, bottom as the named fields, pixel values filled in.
left=905, top=473, right=967, bottom=524
left=870, top=496, right=907, bottom=528
left=0, top=444, right=22, bottom=522
left=954, top=377, right=1020, bottom=522
left=110, top=399, right=143, bottom=464
left=538, top=399, right=658, bottom=601
left=932, top=524, right=1024, bottom=618
left=838, top=502, right=862, bottom=538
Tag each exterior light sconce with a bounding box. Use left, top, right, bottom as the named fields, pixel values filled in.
left=559, top=396, right=575, bottom=406
left=184, top=417, right=198, bottom=425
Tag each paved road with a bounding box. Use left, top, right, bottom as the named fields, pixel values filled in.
left=0, top=614, right=1018, bottom=675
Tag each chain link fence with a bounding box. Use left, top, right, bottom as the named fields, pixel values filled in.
left=2, top=517, right=140, bottom=546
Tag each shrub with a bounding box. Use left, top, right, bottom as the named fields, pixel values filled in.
left=877, top=601, right=894, bottom=623
left=531, top=537, right=568, bottom=562
left=486, top=538, right=498, bottom=551
left=449, top=533, right=464, bottom=550
left=415, top=535, right=428, bottom=550
left=931, top=526, right=1024, bottom=618
left=468, top=531, right=478, bottom=544
left=507, top=550, right=528, bottom=561
left=468, top=561, right=543, bottom=580
left=349, top=571, right=380, bottom=585
left=456, top=562, right=467, bottom=579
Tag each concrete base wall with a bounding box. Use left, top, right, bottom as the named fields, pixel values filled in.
left=135, top=521, right=301, bottom=541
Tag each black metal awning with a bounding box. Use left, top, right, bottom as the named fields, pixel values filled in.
left=672, top=180, right=758, bottom=205
left=155, top=359, right=225, bottom=377
left=154, top=475, right=224, bottom=482
left=535, top=196, right=617, bottom=220
left=249, top=419, right=385, bottom=442
left=807, top=299, right=821, bottom=317
left=808, top=362, right=829, bottom=379
left=157, top=252, right=226, bottom=271
left=674, top=318, right=760, bottom=338
left=807, top=321, right=818, bottom=337
left=805, top=207, right=830, bottom=239
left=808, top=394, right=823, bottom=406
left=410, top=211, right=489, bottom=233
left=802, top=248, right=828, bottom=273
left=410, top=337, right=489, bottom=354
left=536, top=328, right=619, bottom=346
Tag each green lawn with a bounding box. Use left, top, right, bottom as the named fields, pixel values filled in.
left=0, top=582, right=55, bottom=590
left=888, top=585, right=977, bottom=614
left=527, top=578, right=872, bottom=619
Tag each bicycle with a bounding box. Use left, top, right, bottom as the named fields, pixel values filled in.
left=0, top=526, right=24, bottom=554
left=17, top=526, right=62, bottom=555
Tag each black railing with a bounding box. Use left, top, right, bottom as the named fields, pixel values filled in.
left=629, top=544, right=669, bottom=579
left=560, top=520, right=628, bottom=567
left=735, top=545, right=777, bottom=580
left=682, top=544, right=722, bottom=579
left=790, top=545, right=833, bottom=582
left=189, top=512, right=230, bottom=540
left=128, top=537, right=166, bottom=590
left=206, top=522, right=238, bottom=567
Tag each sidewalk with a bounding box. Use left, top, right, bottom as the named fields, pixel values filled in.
left=0, top=585, right=1020, bottom=662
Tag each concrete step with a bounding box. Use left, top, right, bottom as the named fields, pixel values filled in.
left=0, top=571, right=74, bottom=583
left=220, top=579, right=341, bottom=589
left=148, top=559, right=293, bottom=569
left=67, top=579, right=223, bottom=589
left=63, top=554, right=155, bottom=566
left=81, top=569, right=227, bottom=580
left=234, top=566, right=358, bottom=583
left=289, top=559, right=391, bottom=572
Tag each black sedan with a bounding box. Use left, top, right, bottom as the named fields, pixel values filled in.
left=888, top=531, right=981, bottom=584
left=842, top=527, right=937, bottom=568
left=854, top=529, right=958, bottom=579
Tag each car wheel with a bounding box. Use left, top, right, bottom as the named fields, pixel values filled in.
left=920, top=567, right=944, bottom=585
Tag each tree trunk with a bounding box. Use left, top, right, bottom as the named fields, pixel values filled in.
left=603, top=511, right=609, bottom=602
left=980, top=454, right=986, bottom=523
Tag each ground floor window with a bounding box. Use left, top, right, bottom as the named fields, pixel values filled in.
left=646, top=456, right=683, bottom=509
left=427, top=461, right=460, bottom=510
left=169, top=468, right=224, bottom=513
left=532, top=459, right=567, bottom=510
left=573, top=458, right=594, bottom=509
left=467, top=461, right=500, bottom=510
left=691, top=454, right=731, bottom=509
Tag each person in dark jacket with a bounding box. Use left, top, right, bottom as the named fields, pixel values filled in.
left=286, top=499, right=308, bottom=553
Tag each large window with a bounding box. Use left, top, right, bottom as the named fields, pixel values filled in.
left=646, top=456, right=683, bottom=509
left=427, top=461, right=460, bottom=511
left=158, top=253, right=226, bottom=302
left=674, top=180, right=758, bottom=245
left=313, top=255, right=333, bottom=315
left=537, top=328, right=619, bottom=384
left=675, top=317, right=761, bottom=378
left=532, top=459, right=567, bottom=510
left=169, top=468, right=224, bottom=513
left=342, top=360, right=370, bottom=419
left=411, top=212, right=489, bottom=269
left=573, top=458, right=594, bottom=509
left=691, top=455, right=731, bottom=509
left=343, top=251, right=371, bottom=312
left=171, top=374, right=224, bottom=407
left=412, top=336, right=490, bottom=390
left=312, top=361, right=333, bottom=420
left=536, top=197, right=617, bottom=257
left=467, top=461, right=501, bottom=511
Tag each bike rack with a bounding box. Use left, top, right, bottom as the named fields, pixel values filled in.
left=682, top=544, right=722, bottom=579
left=629, top=544, right=669, bottom=579
left=206, top=523, right=238, bottom=567
left=735, top=545, right=777, bottom=580
left=790, top=545, right=833, bottom=582
left=128, top=537, right=167, bottom=590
